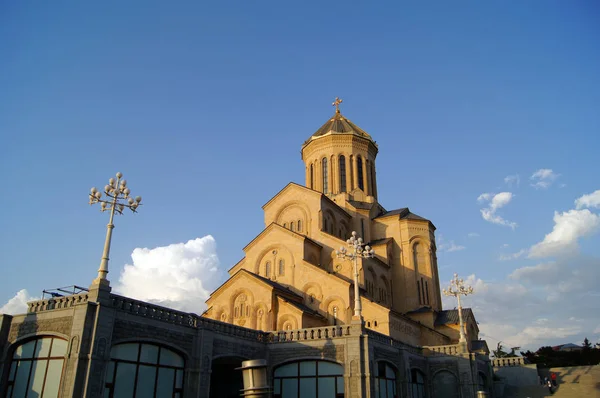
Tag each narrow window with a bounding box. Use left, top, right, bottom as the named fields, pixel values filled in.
left=339, top=155, right=347, bottom=192
left=417, top=281, right=422, bottom=305
left=283, top=222, right=287, bottom=229
left=370, top=163, right=376, bottom=195
left=425, top=281, right=430, bottom=305
left=265, top=261, right=271, bottom=278
left=310, top=164, right=314, bottom=189
left=322, top=158, right=328, bottom=193
left=357, top=156, right=364, bottom=190
left=246, top=306, right=250, bottom=317
left=421, top=277, right=426, bottom=305
left=278, top=259, right=285, bottom=276
left=235, top=307, right=239, bottom=317
left=290, top=221, right=295, bottom=231
left=297, top=220, right=302, bottom=232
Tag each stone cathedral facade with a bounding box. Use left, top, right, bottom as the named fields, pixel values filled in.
left=0, top=101, right=493, bottom=398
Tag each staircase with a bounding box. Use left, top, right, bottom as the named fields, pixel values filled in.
left=502, top=365, right=600, bottom=397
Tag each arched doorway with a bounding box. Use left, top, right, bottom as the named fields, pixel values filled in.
left=432, top=370, right=459, bottom=398
left=209, top=356, right=245, bottom=398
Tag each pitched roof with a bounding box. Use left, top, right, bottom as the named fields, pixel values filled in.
left=471, top=340, right=489, bottom=353
left=279, top=297, right=325, bottom=319
left=303, top=111, right=375, bottom=147
left=207, top=269, right=301, bottom=302
left=374, top=207, right=430, bottom=223
left=348, top=200, right=374, bottom=210
left=435, top=308, right=475, bottom=326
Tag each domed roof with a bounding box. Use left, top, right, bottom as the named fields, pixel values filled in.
left=302, top=98, right=376, bottom=147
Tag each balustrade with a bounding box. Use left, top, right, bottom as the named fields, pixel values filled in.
left=492, top=357, right=525, bottom=367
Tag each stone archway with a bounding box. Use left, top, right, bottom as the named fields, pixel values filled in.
left=209, top=356, right=245, bottom=398
left=432, top=370, right=459, bottom=398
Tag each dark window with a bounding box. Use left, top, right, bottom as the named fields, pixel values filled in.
left=339, top=156, right=346, bottom=192
left=310, top=164, right=314, bottom=189
left=273, top=360, right=344, bottom=398
left=370, top=163, right=376, bottom=195
left=297, top=220, right=302, bottom=232
left=421, top=277, right=426, bottom=305
left=357, top=156, right=364, bottom=190
left=425, top=281, right=430, bottom=305
left=376, top=362, right=397, bottom=398
left=478, top=372, right=488, bottom=392
left=322, top=158, right=328, bottom=194
left=411, top=369, right=426, bottom=398
left=417, top=281, right=422, bottom=305
left=290, top=221, right=295, bottom=232
left=5, top=336, right=67, bottom=398
left=104, top=343, right=184, bottom=398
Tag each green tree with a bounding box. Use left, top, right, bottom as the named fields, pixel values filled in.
left=492, top=342, right=509, bottom=358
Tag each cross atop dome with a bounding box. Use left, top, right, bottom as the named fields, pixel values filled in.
left=332, top=97, right=343, bottom=114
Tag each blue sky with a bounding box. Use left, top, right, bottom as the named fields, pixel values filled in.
left=1, top=1, right=599, bottom=350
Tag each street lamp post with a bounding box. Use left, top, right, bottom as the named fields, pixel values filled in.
left=89, top=172, right=142, bottom=284
left=336, top=231, right=375, bottom=321
left=442, top=273, right=474, bottom=344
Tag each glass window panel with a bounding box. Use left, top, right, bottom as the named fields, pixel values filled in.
left=156, top=368, right=175, bottom=398
left=386, top=365, right=395, bottom=379
left=9, top=361, right=18, bottom=381
left=318, top=362, right=342, bottom=376
left=15, top=340, right=36, bottom=359
left=28, top=359, right=48, bottom=397
left=159, top=348, right=184, bottom=367
left=43, top=359, right=64, bottom=398
left=300, top=378, right=316, bottom=398
left=274, top=363, right=298, bottom=377
left=104, top=388, right=111, bottom=398
left=6, top=386, right=13, bottom=398
left=318, top=377, right=335, bottom=397
left=135, top=365, right=157, bottom=398
left=274, top=379, right=281, bottom=394
left=337, top=377, right=344, bottom=393
left=50, top=339, right=68, bottom=357
left=106, top=361, right=115, bottom=383
left=140, top=344, right=159, bottom=364
left=111, top=344, right=139, bottom=361
left=175, top=369, right=183, bottom=388
left=387, top=380, right=395, bottom=398
left=12, top=361, right=32, bottom=398
left=35, top=338, right=52, bottom=358
left=379, top=379, right=386, bottom=397
left=282, top=379, right=298, bottom=398
left=299, top=361, right=316, bottom=376
left=113, top=363, right=136, bottom=398
left=174, top=393, right=181, bottom=398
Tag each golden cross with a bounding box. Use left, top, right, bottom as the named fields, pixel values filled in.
left=332, top=97, right=343, bottom=113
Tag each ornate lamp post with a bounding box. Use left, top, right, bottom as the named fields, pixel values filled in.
left=336, top=231, right=375, bottom=321
left=89, top=172, right=142, bottom=284
left=442, top=273, right=474, bottom=344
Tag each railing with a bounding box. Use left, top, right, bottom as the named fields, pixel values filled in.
left=423, top=344, right=461, bottom=356
left=492, top=357, right=525, bottom=367
left=366, top=329, right=422, bottom=354
left=267, top=325, right=352, bottom=343
left=28, top=293, right=89, bottom=313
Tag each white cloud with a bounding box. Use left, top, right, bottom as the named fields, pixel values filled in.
left=498, top=249, right=527, bottom=261
left=504, top=174, right=520, bottom=187
left=467, top=232, right=480, bottom=238
left=502, top=243, right=509, bottom=248
left=594, top=325, right=600, bottom=334
left=0, top=289, right=37, bottom=315
left=509, top=262, right=560, bottom=284
left=575, top=189, right=600, bottom=209
left=439, top=242, right=466, bottom=252
left=114, top=236, right=225, bottom=314
left=477, top=192, right=517, bottom=229
left=529, top=209, right=600, bottom=258
left=530, top=168, right=560, bottom=189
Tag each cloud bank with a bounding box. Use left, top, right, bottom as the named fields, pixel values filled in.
left=114, top=236, right=225, bottom=314
left=0, top=289, right=37, bottom=315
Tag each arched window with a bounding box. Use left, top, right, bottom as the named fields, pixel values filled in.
left=417, top=281, right=422, bottom=305
left=265, top=261, right=271, bottom=278
left=478, top=372, right=488, bottom=392
left=410, top=368, right=426, bottom=398
left=273, top=360, right=344, bottom=398
left=310, top=164, right=314, bottom=189
left=5, top=336, right=67, bottom=398
left=339, top=155, right=346, bottom=192
left=297, top=220, right=302, bottom=232
left=105, top=343, right=184, bottom=397
left=278, top=259, right=285, bottom=276
left=357, top=156, right=364, bottom=190
left=322, top=158, right=328, bottom=194
left=376, top=362, right=397, bottom=398
left=290, top=221, right=295, bottom=232
left=425, top=280, right=430, bottom=305
left=283, top=222, right=288, bottom=229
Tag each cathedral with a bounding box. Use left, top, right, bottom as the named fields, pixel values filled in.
left=0, top=99, right=493, bottom=398
left=202, top=98, right=479, bottom=348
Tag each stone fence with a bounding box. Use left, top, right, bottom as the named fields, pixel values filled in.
left=492, top=357, right=525, bottom=367
left=269, top=325, right=352, bottom=343
left=27, top=293, right=89, bottom=313
left=423, top=344, right=461, bottom=356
